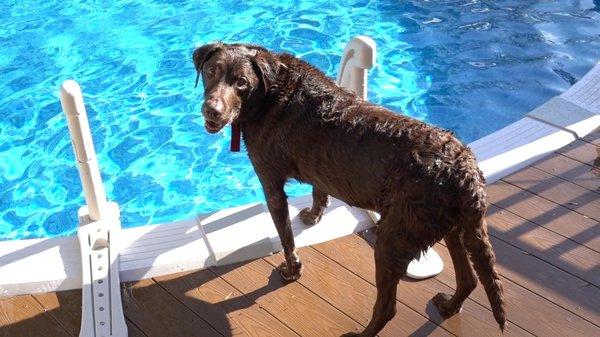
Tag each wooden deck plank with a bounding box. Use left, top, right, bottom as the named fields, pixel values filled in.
left=502, top=166, right=600, bottom=221
left=154, top=269, right=298, bottom=337
left=123, top=278, right=222, bottom=337
left=125, top=319, right=150, bottom=337
left=478, top=232, right=600, bottom=325
left=213, top=258, right=362, bottom=337
left=581, top=129, right=600, bottom=145
left=556, top=139, right=599, bottom=166
left=264, top=247, right=453, bottom=337
left=486, top=204, right=600, bottom=287
left=486, top=180, right=600, bottom=252
left=312, top=235, right=533, bottom=337
left=31, top=290, right=79, bottom=337
left=0, top=295, right=71, bottom=337
left=432, top=242, right=600, bottom=337
left=32, top=290, right=147, bottom=337
left=348, top=230, right=599, bottom=336
left=532, top=152, right=600, bottom=193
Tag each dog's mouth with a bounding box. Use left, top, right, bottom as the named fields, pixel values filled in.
left=204, top=119, right=226, bottom=133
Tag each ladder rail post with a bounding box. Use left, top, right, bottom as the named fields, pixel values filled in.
left=60, top=80, right=109, bottom=222
left=60, top=80, right=128, bottom=337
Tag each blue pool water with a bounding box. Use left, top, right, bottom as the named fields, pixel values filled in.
left=1, top=1, right=599, bottom=240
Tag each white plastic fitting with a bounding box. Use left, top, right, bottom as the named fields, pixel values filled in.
left=336, top=36, right=377, bottom=100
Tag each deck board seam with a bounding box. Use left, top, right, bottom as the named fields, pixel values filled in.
left=349, top=232, right=587, bottom=335
left=531, top=158, right=600, bottom=196
left=27, top=294, right=76, bottom=337
left=28, top=294, right=76, bottom=337
left=125, top=317, right=150, bottom=337
left=499, top=176, right=600, bottom=223
left=435, top=240, right=600, bottom=330
left=580, top=135, right=599, bottom=147
left=260, top=256, right=378, bottom=333
left=486, top=201, right=600, bottom=288
left=553, top=151, right=598, bottom=169
left=150, top=276, right=226, bottom=337
left=537, top=152, right=600, bottom=195
left=489, top=197, right=600, bottom=254
left=306, top=243, right=462, bottom=337
left=258, top=256, right=372, bottom=333
left=530, top=154, right=598, bottom=187
left=554, top=141, right=600, bottom=167
left=206, top=267, right=303, bottom=337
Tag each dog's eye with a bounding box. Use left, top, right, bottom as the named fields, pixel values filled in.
left=206, top=67, right=216, bottom=78
left=235, top=77, right=248, bottom=89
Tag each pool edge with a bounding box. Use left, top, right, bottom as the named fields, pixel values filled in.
left=1, top=62, right=599, bottom=298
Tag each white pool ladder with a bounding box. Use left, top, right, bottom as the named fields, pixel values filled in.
left=60, top=80, right=128, bottom=337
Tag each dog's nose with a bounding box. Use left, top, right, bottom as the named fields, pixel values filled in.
left=202, top=99, right=223, bottom=119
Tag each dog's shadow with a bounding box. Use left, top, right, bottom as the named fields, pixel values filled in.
left=6, top=253, right=446, bottom=337
left=5, top=229, right=444, bottom=337
left=120, top=260, right=289, bottom=337
left=2, top=259, right=287, bottom=337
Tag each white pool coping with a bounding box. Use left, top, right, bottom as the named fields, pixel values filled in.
left=1, top=62, right=599, bottom=298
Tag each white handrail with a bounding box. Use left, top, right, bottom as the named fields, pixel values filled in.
left=60, top=80, right=109, bottom=222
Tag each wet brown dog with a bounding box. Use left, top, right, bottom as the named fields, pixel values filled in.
left=193, top=42, right=506, bottom=336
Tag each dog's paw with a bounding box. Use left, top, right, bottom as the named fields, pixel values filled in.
left=432, top=292, right=463, bottom=318
left=277, top=260, right=303, bottom=281
left=299, top=207, right=322, bottom=226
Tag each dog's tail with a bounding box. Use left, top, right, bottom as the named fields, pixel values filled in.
left=463, top=217, right=506, bottom=332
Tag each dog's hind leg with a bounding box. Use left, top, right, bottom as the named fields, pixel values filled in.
left=432, top=230, right=477, bottom=317
left=345, top=214, right=416, bottom=337
left=299, top=186, right=329, bottom=226
left=263, top=181, right=303, bottom=281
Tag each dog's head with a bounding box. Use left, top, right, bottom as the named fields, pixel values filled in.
left=192, top=42, right=286, bottom=133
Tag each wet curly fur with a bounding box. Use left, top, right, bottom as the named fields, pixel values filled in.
left=193, top=42, right=506, bottom=336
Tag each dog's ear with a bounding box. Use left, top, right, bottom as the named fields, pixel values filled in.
left=193, top=42, right=223, bottom=88
left=251, top=51, right=287, bottom=92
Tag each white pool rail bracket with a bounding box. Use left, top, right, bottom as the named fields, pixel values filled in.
left=60, top=80, right=128, bottom=337
left=337, top=36, right=376, bottom=100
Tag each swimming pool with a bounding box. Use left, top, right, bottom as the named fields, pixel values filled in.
left=1, top=0, right=599, bottom=240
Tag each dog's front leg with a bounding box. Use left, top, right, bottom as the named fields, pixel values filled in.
left=299, top=186, right=330, bottom=226
left=263, top=182, right=303, bottom=281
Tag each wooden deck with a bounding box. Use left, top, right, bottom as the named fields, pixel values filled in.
left=1, top=130, right=598, bottom=337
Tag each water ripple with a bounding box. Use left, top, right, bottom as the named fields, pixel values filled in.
left=0, top=0, right=599, bottom=239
